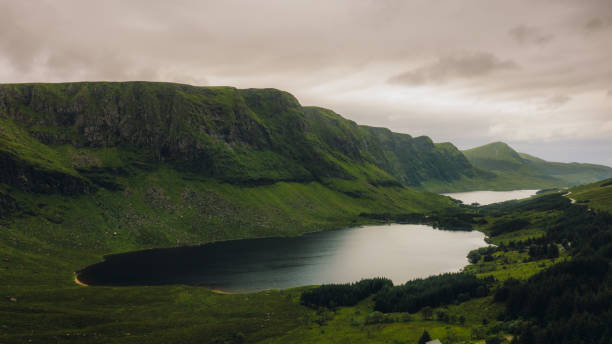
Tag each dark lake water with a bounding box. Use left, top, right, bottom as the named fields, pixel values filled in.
left=77, top=224, right=486, bottom=292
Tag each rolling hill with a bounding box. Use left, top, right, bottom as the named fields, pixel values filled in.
left=457, top=142, right=612, bottom=191
left=567, top=177, right=612, bottom=212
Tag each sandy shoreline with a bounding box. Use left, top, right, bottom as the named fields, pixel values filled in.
left=74, top=273, right=88, bottom=286
left=72, top=274, right=234, bottom=293
left=210, top=288, right=233, bottom=294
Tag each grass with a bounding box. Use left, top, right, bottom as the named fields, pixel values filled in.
left=263, top=296, right=503, bottom=344
left=3, top=81, right=609, bottom=343
left=568, top=178, right=612, bottom=212
left=0, top=159, right=457, bottom=343
left=478, top=210, right=561, bottom=245
left=1, top=285, right=309, bottom=344
left=463, top=204, right=570, bottom=282
left=1, top=187, right=585, bottom=343
left=0, top=82, right=466, bottom=342
left=0, top=164, right=512, bottom=344
left=420, top=173, right=554, bottom=193
left=2, top=168, right=586, bottom=343
left=0, top=117, right=80, bottom=177
left=464, top=250, right=565, bottom=282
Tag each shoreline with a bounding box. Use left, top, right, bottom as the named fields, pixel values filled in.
left=74, top=273, right=89, bottom=287
left=72, top=273, right=235, bottom=293
left=210, top=288, right=233, bottom=294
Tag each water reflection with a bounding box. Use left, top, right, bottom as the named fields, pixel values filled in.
left=443, top=189, right=538, bottom=206
left=78, top=224, right=486, bottom=292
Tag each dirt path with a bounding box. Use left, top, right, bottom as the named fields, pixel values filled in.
left=564, top=191, right=576, bottom=204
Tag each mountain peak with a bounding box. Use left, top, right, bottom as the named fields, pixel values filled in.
left=463, top=141, right=523, bottom=166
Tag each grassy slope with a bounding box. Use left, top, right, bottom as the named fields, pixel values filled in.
left=461, top=142, right=561, bottom=190
left=0, top=169, right=451, bottom=343
left=2, top=82, right=609, bottom=343
left=0, top=82, right=478, bottom=190
left=1, top=82, right=461, bottom=343
left=263, top=296, right=503, bottom=344
left=0, top=171, right=446, bottom=344
left=2, top=182, right=584, bottom=343
left=300, top=106, right=478, bottom=188
left=465, top=209, right=565, bottom=282
left=568, top=178, right=612, bottom=212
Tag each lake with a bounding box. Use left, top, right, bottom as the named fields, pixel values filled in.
left=442, top=189, right=539, bottom=206
left=77, top=224, right=486, bottom=292
left=78, top=190, right=538, bottom=292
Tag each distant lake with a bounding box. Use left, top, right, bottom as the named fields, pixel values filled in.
left=77, top=224, right=486, bottom=292
left=442, top=189, right=539, bottom=206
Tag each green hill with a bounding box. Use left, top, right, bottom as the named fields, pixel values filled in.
left=459, top=142, right=612, bottom=190
left=2, top=81, right=612, bottom=343
left=463, top=142, right=526, bottom=170
left=0, top=82, right=464, bottom=250
left=0, top=81, right=482, bottom=342
left=519, top=152, right=612, bottom=186
left=0, top=82, right=478, bottom=193
left=568, top=177, right=612, bottom=212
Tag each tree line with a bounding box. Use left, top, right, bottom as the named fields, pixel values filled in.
left=487, top=198, right=612, bottom=344
left=374, top=272, right=491, bottom=313
left=301, top=272, right=491, bottom=313
left=300, top=277, right=392, bottom=308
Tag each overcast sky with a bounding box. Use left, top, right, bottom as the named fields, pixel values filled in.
left=1, top=0, right=611, bottom=166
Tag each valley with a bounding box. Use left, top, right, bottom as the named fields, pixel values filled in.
left=1, top=82, right=612, bottom=343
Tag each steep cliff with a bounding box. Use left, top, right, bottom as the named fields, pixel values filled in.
left=0, top=82, right=475, bottom=194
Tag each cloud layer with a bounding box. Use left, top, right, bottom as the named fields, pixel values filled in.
left=389, top=52, right=518, bottom=85
left=0, top=0, right=611, bottom=165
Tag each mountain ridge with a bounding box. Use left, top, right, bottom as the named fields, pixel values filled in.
left=0, top=82, right=479, bottom=194
left=2, top=82, right=611, bottom=199
left=1, top=81, right=470, bottom=254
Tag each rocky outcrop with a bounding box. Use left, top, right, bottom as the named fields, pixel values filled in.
left=0, top=151, right=92, bottom=195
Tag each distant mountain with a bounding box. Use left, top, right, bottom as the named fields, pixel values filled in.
left=463, top=142, right=526, bottom=171
left=518, top=152, right=612, bottom=186
left=461, top=142, right=612, bottom=189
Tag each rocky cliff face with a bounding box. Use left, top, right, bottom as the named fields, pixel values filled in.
left=0, top=82, right=475, bottom=192
left=0, top=150, right=93, bottom=194
left=362, top=128, right=474, bottom=186
left=1, top=83, right=270, bottom=160
left=301, top=106, right=476, bottom=186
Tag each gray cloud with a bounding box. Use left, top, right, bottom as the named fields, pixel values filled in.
left=388, top=52, right=518, bottom=85
left=549, top=94, right=571, bottom=105
left=539, top=94, right=571, bottom=110
left=509, top=25, right=554, bottom=45
left=584, top=17, right=612, bottom=32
